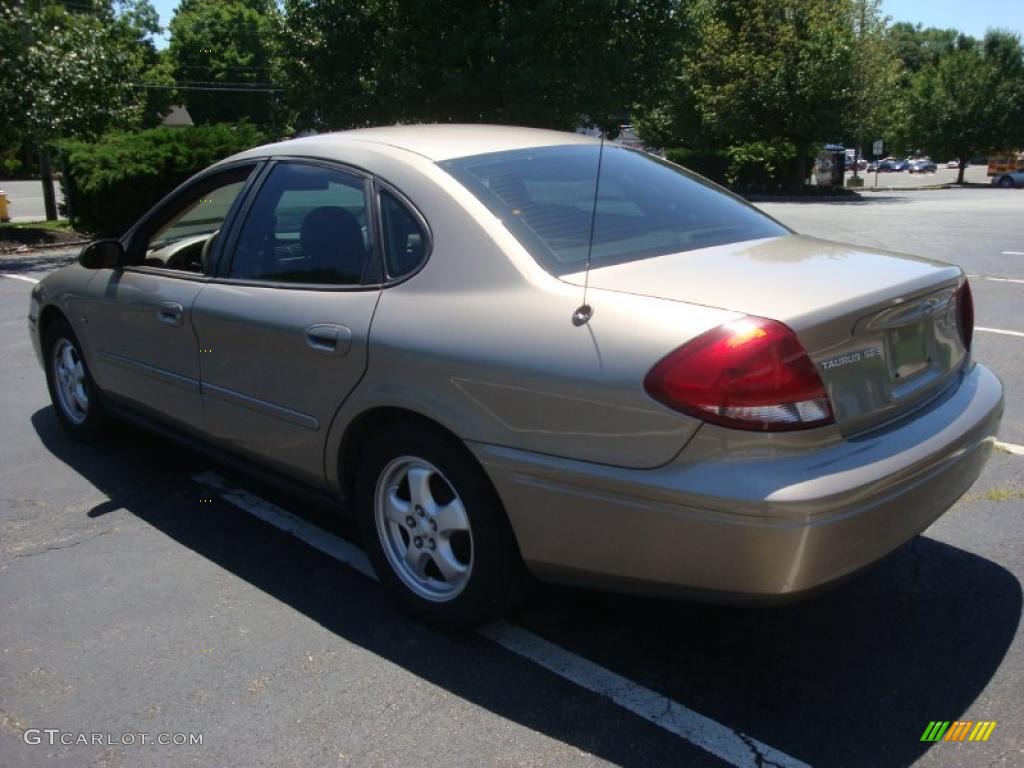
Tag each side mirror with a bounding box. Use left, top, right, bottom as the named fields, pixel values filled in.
left=79, top=239, right=125, bottom=270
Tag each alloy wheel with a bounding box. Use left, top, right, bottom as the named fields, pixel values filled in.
left=374, top=456, right=474, bottom=602
left=52, top=338, right=89, bottom=425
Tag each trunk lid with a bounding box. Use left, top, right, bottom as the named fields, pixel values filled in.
left=564, top=234, right=967, bottom=434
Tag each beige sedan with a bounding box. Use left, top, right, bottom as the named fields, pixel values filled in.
left=29, top=126, right=1003, bottom=628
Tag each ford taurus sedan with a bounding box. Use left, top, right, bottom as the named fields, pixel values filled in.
left=29, top=125, right=1003, bottom=628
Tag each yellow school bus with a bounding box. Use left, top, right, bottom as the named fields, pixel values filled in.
left=988, top=151, right=1024, bottom=176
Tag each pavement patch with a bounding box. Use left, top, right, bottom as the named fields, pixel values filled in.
left=192, top=470, right=809, bottom=768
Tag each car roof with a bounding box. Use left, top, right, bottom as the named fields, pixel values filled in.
left=241, top=124, right=602, bottom=163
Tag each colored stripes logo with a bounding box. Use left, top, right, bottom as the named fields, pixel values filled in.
left=921, top=721, right=997, bottom=742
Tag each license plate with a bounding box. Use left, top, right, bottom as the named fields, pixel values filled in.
left=888, top=323, right=930, bottom=380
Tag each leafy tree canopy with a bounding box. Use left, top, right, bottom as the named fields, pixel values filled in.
left=0, top=0, right=165, bottom=146
left=903, top=30, right=1024, bottom=181
left=279, top=0, right=681, bottom=136
left=166, top=0, right=281, bottom=126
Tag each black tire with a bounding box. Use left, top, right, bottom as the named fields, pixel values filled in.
left=43, top=317, right=107, bottom=439
left=355, top=421, right=528, bottom=629
left=998, top=175, right=1014, bottom=188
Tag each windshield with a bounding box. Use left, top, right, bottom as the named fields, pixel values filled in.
left=442, top=145, right=788, bottom=275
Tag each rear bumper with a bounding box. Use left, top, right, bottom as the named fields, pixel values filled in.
left=470, top=364, right=1003, bottom=600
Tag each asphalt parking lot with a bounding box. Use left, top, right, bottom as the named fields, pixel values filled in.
left=845, top=164, right=991, bottom=190
left=1, top=187, right=1022, bottom=768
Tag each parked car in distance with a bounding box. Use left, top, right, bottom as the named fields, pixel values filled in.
left=908, top=159, right=937, bottom=173
left=875, top=158, right=906, bottom=172
left=946, top=159, right=967, bottom=169
left=29, top=125, right=1003, bottom=628
left=992, top=169, right=1024, bottom=188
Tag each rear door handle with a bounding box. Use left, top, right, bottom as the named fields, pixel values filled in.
left=157, top=302, right=184, bottom=327
left=305, top=324, right=352, bottom=356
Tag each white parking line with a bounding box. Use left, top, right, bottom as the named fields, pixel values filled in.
left=995, top=441, right=1024, bottom=456
left=973, top=275, right=1024, bottom=285
left=480, top=622, right=809, bottom=768
left=192, top=470, right=810, bottom=768
left=976, top=326, right=1024, bottom=338
left=1001, top=251, right=1024, bottom=256
left=0, top=273, right=40, bottom=284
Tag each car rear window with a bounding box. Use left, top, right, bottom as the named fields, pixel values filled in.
left=442, top=145, right=788, bottom=275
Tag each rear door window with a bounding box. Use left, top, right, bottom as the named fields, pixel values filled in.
left=227, top=163, right=372, bottom=285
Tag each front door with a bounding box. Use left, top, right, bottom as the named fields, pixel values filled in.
left=84, top=166, right=255, bottom=431
left=191, top=161, right=381, bottom=488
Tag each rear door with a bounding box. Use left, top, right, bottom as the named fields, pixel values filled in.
left=191, top=161, right=382, bottom=489
left=84, top=165, right=256, bottom=432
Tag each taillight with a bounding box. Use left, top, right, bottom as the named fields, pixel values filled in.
left=644, top=316, right=834, bottom=431
left=957, top=279, right=974, bottom=351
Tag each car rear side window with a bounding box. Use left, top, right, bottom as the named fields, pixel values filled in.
left=442, top=145, right=788, bottom=275
left=379, top=189, right=427, bottom=279
left=228, top=163, right=372, bottom=285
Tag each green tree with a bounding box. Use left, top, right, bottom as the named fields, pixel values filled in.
left=845, top=0, right=902, bottom=169
left=1, top=1, right=161, bottom=141
left=682, top=0, right=858, bottom=189
left=279, top=0, right=680, bottom=135
left=1, top=0, right=163, bottom=217
left=904, top=31, right=1024, bottom=182
left=167, top=0, right=280, bottom=126
left=278, top=0, right=385, bottom=130
left=888, top=22, right=967, bottom=73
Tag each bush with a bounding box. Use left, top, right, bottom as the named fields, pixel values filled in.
left=663, top=148, right=730, bottom=185
left=665, top=143, right=797, bottom=194
left=61, top=123, right=269, bottom=236
left=1, top=149, right=23, bottom=177
left=725, top=141, right=794, bottom=193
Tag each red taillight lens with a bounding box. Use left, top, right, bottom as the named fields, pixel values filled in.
left=957, top=279, right=974, bottom=351
left=644, top=317, right=834, bottom=431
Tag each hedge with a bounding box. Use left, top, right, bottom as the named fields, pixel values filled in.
left=664, top=143, right=794, bottom=194
left=664, top=147, right=730, bottom=186
left=61, top=123, right=270, bottom=236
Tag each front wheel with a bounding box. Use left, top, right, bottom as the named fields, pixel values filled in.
left=43, top=317, right=107, bottom=439
left=355, top=422, right=527, bottom=629
left=998, top=175, right=1014, bottom=188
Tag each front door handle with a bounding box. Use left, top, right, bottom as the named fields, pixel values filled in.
left=305, top=324, right=352, bottom=356
left=157, top=302, right=184, bottom=327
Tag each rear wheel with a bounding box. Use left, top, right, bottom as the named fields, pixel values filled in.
left=355, top=422, right=526, bottom=629
left=44, top=318, right=106, bottom=439
left=998, top=175, right=1014, bottom=188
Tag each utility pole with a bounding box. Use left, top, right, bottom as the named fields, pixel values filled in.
left=853, top=0, right=867, bottom=182
left=39, top=144, right=57, bottom=221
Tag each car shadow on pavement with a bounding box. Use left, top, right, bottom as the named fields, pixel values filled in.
left=513, top=535, right=1022, bottom=767
left=32, top=407, right=1022, bottom=768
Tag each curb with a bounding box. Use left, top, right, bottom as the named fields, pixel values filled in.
left=859, top=184, right=950, bottom=192
left=744, top=194, right=862, bottom=203
left=30, top=239, right=89, bottom=250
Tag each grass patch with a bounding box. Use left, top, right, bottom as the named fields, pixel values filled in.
left=984, top=487, right=1024, bottom=502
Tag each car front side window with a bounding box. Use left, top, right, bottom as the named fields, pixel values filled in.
left=227, top=163, right=373, bottom=285
left=139, top=169, right=253, bottom=274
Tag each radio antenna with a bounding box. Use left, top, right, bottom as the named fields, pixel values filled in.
left=572, top=132, right=604, bottom=327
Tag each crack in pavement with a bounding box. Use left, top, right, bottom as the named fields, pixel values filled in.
left=10, top=527, right=114, bottom=559
left=738, top=732, right=787, bottom=768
